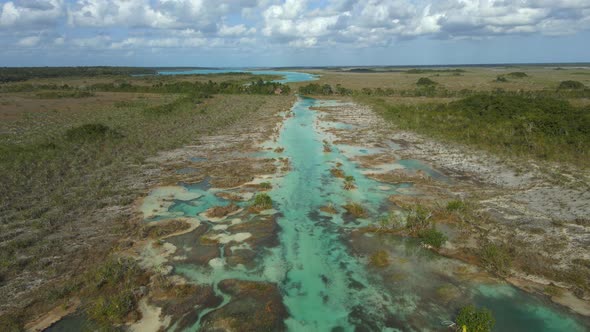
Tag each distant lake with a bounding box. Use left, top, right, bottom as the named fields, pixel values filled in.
left=157, top=69, right=318, bottom=83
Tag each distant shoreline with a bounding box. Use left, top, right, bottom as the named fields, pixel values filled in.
left=2, top=62, right=590, bottom=70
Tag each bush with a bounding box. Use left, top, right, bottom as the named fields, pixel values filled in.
left=418, top=227, right=447, bottom=249
left=259, top=182, right=272, bottom=190
left=416, top=77, right=437, bottom=86
left=507, top=72, right=528, bottom=78
left=446, top=200, right=466, bottom=212
left=455, top=305, right=495, bottom=332
left=558, top=80, right=585, bottom=90
left=479, top=242, right=513, bottom=276
left=251, top=193, right=272, bottom=210
left=88, top=290, right=136, bottom=325
left=405, top=204, right=432, bottom=233
left=65, top=123, right=122, bottom=142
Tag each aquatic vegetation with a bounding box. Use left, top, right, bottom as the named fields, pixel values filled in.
left=377, top=211, right=404, bottom=231
left=330, top=167, right=345, bottom=178
left=319, top=203, right=338, bottom=214
left=343, top=175, right=356, bottom=190
left=418, top=227, right=447, bottom=249
left=343, top=202, right=366, bottom=218
left=323, top=140, right=332, bottom=152
left=455, top=305, right=495, bottom=332
left=435, top=284, right=460, bottom=303
left=369, top=250, right=390, bottom=268
left=250, top=193, right=273, bottom=211
left=479, top=242, right=513, bottom=276
left=405, top=204, right=432, bottom=234
left=274, top=147, right=284, bottom=153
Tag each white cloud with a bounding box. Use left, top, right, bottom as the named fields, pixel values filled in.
left=2, top=0, right=590, bottom=53
left=0, top=0, right=64, bottom=29
left=17, top=35, right=41, bottom=47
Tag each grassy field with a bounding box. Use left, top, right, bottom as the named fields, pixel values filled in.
left=0, top=71, right=291, bottom=324
left=303, top=66, right=590, bottom=93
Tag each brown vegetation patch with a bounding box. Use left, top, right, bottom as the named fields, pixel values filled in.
left=140, top=219, right=192, bottom=239
left=343, top=202, right=366, bottom=218
left=206, top=203, right=240, bottom=219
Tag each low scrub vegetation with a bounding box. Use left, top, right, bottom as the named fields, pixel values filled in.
left=0, top=66, right=156, bottom=83
left=558, top=80, right=585, bottom=90
left=416, top=77, right=437, bottom=86
left=367, top=94, right=590, bottom=167
left=479, top=242, right=513, bottom=276
left=250, top=193, right=273, bottom=211
left=417, top=228, right=447, bottom=249
left=455, top=305, right=495, bottom=332
left=405, top=204, right=432, bottom=234
left=65, top=123, right=123, bottom=142
left=507, top=72, right=528, bottom=78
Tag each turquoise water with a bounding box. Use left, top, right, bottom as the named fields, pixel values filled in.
left=167, top=97, right=590, bottom=331
left=157, top=69, right=318, bottom=83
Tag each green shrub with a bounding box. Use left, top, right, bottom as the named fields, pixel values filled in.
left=416, top=77, right=437, bottom=86
left=88, top=290, right=136, bottom=325
left=91, top=258, right=141, bottom=289
left=446, top=200, right=466, bottom=212
left=370, top=93, right=590, bottom=167
left=259, top=182, right=272, bottom=190
left=507, top=72, right=528, bottom=78
left=456, top=305, right=495, bottom=332
left=558, top=80, right=585, bottom=90
left=479, top=242, right=513, bottom=276
left=251, top=193, right=272, bottom=210
left=418, top=227, right=447, bottom=249
left=405, top=204, right=432, bottom=233
left=65, top=123, right=122, bottom=142
left=378, top=212, right=403, bottom=230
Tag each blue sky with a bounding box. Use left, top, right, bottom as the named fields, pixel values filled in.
left=1, top=0, right=590, bottom=67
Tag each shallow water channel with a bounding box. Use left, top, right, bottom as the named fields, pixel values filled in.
left=48, top=96, right=590, bottom=331
left=168, top=97, right=589, bottom=331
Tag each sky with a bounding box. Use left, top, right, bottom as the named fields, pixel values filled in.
left=1, top=0, right=590, bottom=67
